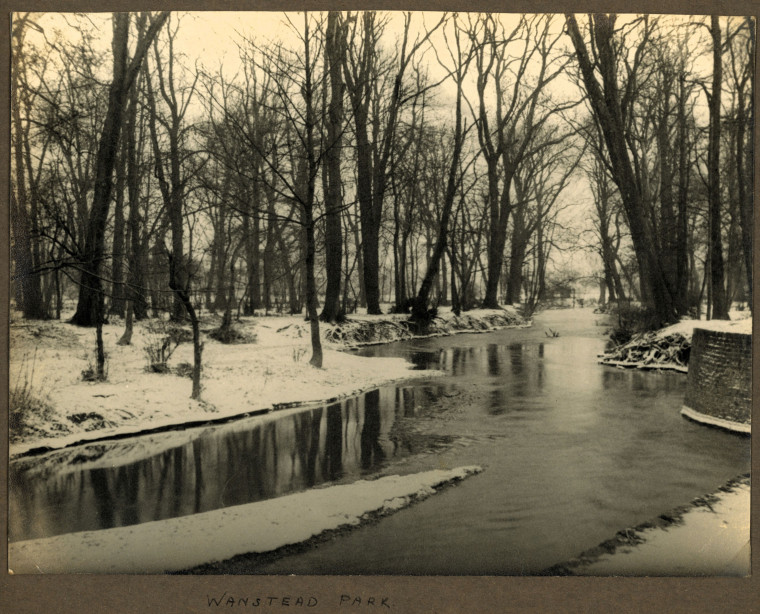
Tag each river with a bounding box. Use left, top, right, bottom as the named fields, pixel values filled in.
left=8, top=308, right=750, bottom=574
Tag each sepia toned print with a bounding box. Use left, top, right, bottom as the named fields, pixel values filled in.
left=8, top=11, right=751, bottom=577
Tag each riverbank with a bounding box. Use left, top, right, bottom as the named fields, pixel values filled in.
left=598, top=315, right=752, bottom=371
left=544, top=473, right=750, bottom=576
left=9, top=306, right=525, bottom=458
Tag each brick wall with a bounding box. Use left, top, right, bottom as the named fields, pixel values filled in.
left=683, top=329, right=752, bottom=425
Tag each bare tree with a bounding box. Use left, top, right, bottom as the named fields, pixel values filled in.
left=706, top=16, right=729, bottom=319
left=11, top=14, right=47, bottom=319
left=468, top=15, right=575, bottom=308
left=725, top=17, right=754, bottom=304
left=145, top=15, right=201, bottom=322
left=320, top=11, right=347, bottom=323
left=343, top=12, right=444, bottom=314
left=411, top=16, right=474, bottom=320
left=565, top=14, right=681, bottom=325
left=71, top=11, right=169, bottom=326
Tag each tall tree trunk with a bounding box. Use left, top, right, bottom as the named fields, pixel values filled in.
left=109, top=138, right=127, bottom=317
left=505, top=202, right=526, bottom=306
left=412, top=30, right=468, bottom=320
left=11, top=19, right=46, bottom=319
left=355, top=120, right=382, bottom=314
left=243, top=191, right=261, bottom=315
left=351, top=210, right=366, bottom=308
left=118, top=299, right=134, bottom=345
left=212, top=214, right=227, bottom=312
left=656, top=74, right=678, bottom=302
left=708, top=16, right=729, bottom=319
left=449, top=244, right=461, bottom=316
left=71, top=12, right=168, bottom=326
left=263, top=201, right=275, bottom=312
left=482, top=159, right=508, bottom=308
left=95, top=291, right=107, bottom=381
left=675, top=72, right=690, bottom=315
left=392, top=180, right=405, bottom=310
left=206, top=243, right=216, bottom=311
left=301, top=14, right=323, bottom=367
left=168, top=134, right=186, bottom=323
left=536, top=221, right=547, bottom=302
left=320, top=11, right=346, bottom=323
left=305, top=218, right=323, bottom=367
left=168, top=254, right=203, bottom=400
left=738, top=18, right=753, bottom=305
left=507, top=236, right=529, bottom=306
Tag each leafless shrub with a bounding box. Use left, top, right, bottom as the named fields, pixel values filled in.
left=10, top=350, right=56, bottom=441
left=174, top=361, right=194, bottom=378
left=143, top=319, right=182, bottom=373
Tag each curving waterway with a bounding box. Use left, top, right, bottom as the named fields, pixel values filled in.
left=8, top=308, right=750, bottom=574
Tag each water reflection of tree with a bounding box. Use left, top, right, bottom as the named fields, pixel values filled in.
left=115, top=463, right=139, bottom=524
left=293, top=407, right=323, bottom=487
left=12, top=389, right=404, bottom=539
left=508, top=343, right=524, bottom=374
left=487, top=344, right=502, bottom=376
left=192, top=439, right=203, bottom=513
left=448, top=347, right=474, bottom=376
left=89, top=467, right=114, bottom=527
left=325, top=402, right=343, bottom=481
left=171, top=446, right=184, bottom=517
left=536, top=348, right=545, bottom=388
left=394, top=387, right=417, bottom=418
left=409, top=351, right=435, bottom=370
left=360, top=389, right=385, bottom=470
left=153, top=450, right=173, bottom=519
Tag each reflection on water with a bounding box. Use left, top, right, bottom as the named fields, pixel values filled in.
left=9, top=386, right=446, bottom=542
left=9, top=320, right=751, bottom=576
left=258, top=330, right=751, bottom=575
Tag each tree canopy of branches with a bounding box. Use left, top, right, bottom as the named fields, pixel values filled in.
left=565, top=13, right=753, bottom=324
left=11, top=10, right=753, bottom=359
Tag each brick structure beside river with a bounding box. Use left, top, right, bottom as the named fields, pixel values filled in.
left=682, top=328, right=752, bottom=434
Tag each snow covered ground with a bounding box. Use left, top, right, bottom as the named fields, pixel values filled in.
left=8, top=466, right=482, bottom=574
left=599, top=312, right=752, bottom=372
left=656, top=314, right=752, bottom=338
left=553, top=476, right=750, bottom=576
left=9, top=307, right=523, bottom=457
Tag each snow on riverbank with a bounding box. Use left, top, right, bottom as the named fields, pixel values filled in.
left=9, top=307, right=524, bottom=457
left=547, top=475, right=750, bottom=576
left=8, top=466, right=482, bottom=574
left=323, top=308, right=526, bottom=346
left=654, top=315, right=752, bottom=338
left=599, top=314, right=752, bottom=371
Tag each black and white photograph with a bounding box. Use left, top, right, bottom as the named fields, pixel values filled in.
left=6, top=9, right=752, bottom=585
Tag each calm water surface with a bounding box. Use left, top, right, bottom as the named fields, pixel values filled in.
left=8, top=309, right=750, bottom=574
